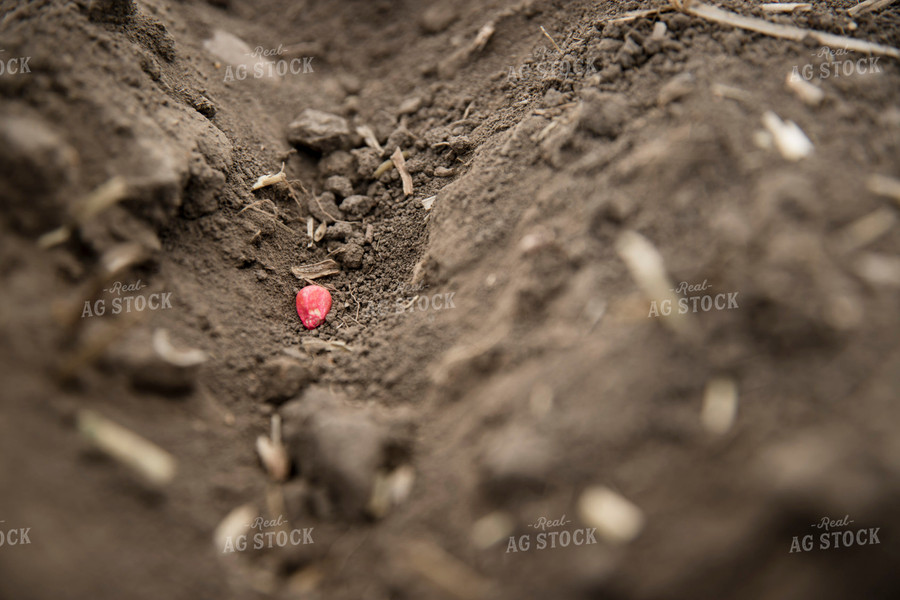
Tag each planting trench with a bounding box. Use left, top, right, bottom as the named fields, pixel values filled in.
left=1, top=0, right=900, bottom=598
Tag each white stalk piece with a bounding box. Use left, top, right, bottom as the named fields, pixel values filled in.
left=251, top=162, right=287, bottom=191
left=577, top=486, right=645, bottom=544
left=761, top=111, right=813, bottom=161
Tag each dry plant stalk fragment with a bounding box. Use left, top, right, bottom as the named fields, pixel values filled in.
left=313, top=221, right=327, bottom=242
left=837, top=208, right=897, bottom=252
left=256, top=415, right=290, bottom=482
left=214, top=504, right=258, bottom=552
left=761, top=111, right=813, bottom=161
left=539, top=25, right=562, bottom=54
left=866, top=174, right=900, bottom=208
left=356, top=125, right=383, bottom=153
left=251, top=163, right=287, bottom=191
left=472, top=21, right=496, bottom=53
left=671, top=0, right=900, bottom=58
left=38, top=176, right=130, bottom=249
left=291, top=259, right=341, bottom=280
left=470, top=511, right=515, bottom=549
left=761, top=3, right=811, bottom=13
left=577, top=486, right=645, bottom=544
left=153, top=329, right=207, bottom=367
left=609, top=7, right=672, bottom=24
left=367, top=465, right=415, bottom=519
left=615, top=230, right=690, bottom=334
left=77, top=409, right=177, bottom=486
left=848, top=0, right=898, bottom=18
left=701, top=378, right=739, bottom=435
left=391, top=147, right=414, bottom=196
left=402, top=539, right=494, bottom=600
left=373, top=150, right=412, bottom=179
left=785, top=73, right=824, bottom=106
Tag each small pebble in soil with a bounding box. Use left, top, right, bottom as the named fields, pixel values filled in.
left=258, top=356, right=314, bottom=403
left=448, top=135, right=472, bottom=154
left=296, top=285, right=332, bottom=329
left=337, top=242, right=365, bottom=269
left=281, top=386, right=407, bottom=519
left=325, top=175, right=354, bottom=198
left=307, top=191, right=344, bottom=223
left=287, top=108, right=354, bottom=153
left=319, top=150, right=355, bottom=178
left=340, top=194, right=377, bottom=219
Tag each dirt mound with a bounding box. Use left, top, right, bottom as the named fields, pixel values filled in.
left=2, top=0, right=900, bottom=598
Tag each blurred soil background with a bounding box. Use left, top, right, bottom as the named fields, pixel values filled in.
left=1, top=0, right=900, bottom=598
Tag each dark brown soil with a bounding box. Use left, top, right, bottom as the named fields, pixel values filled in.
left=2, top=1, right=900, bottom=599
